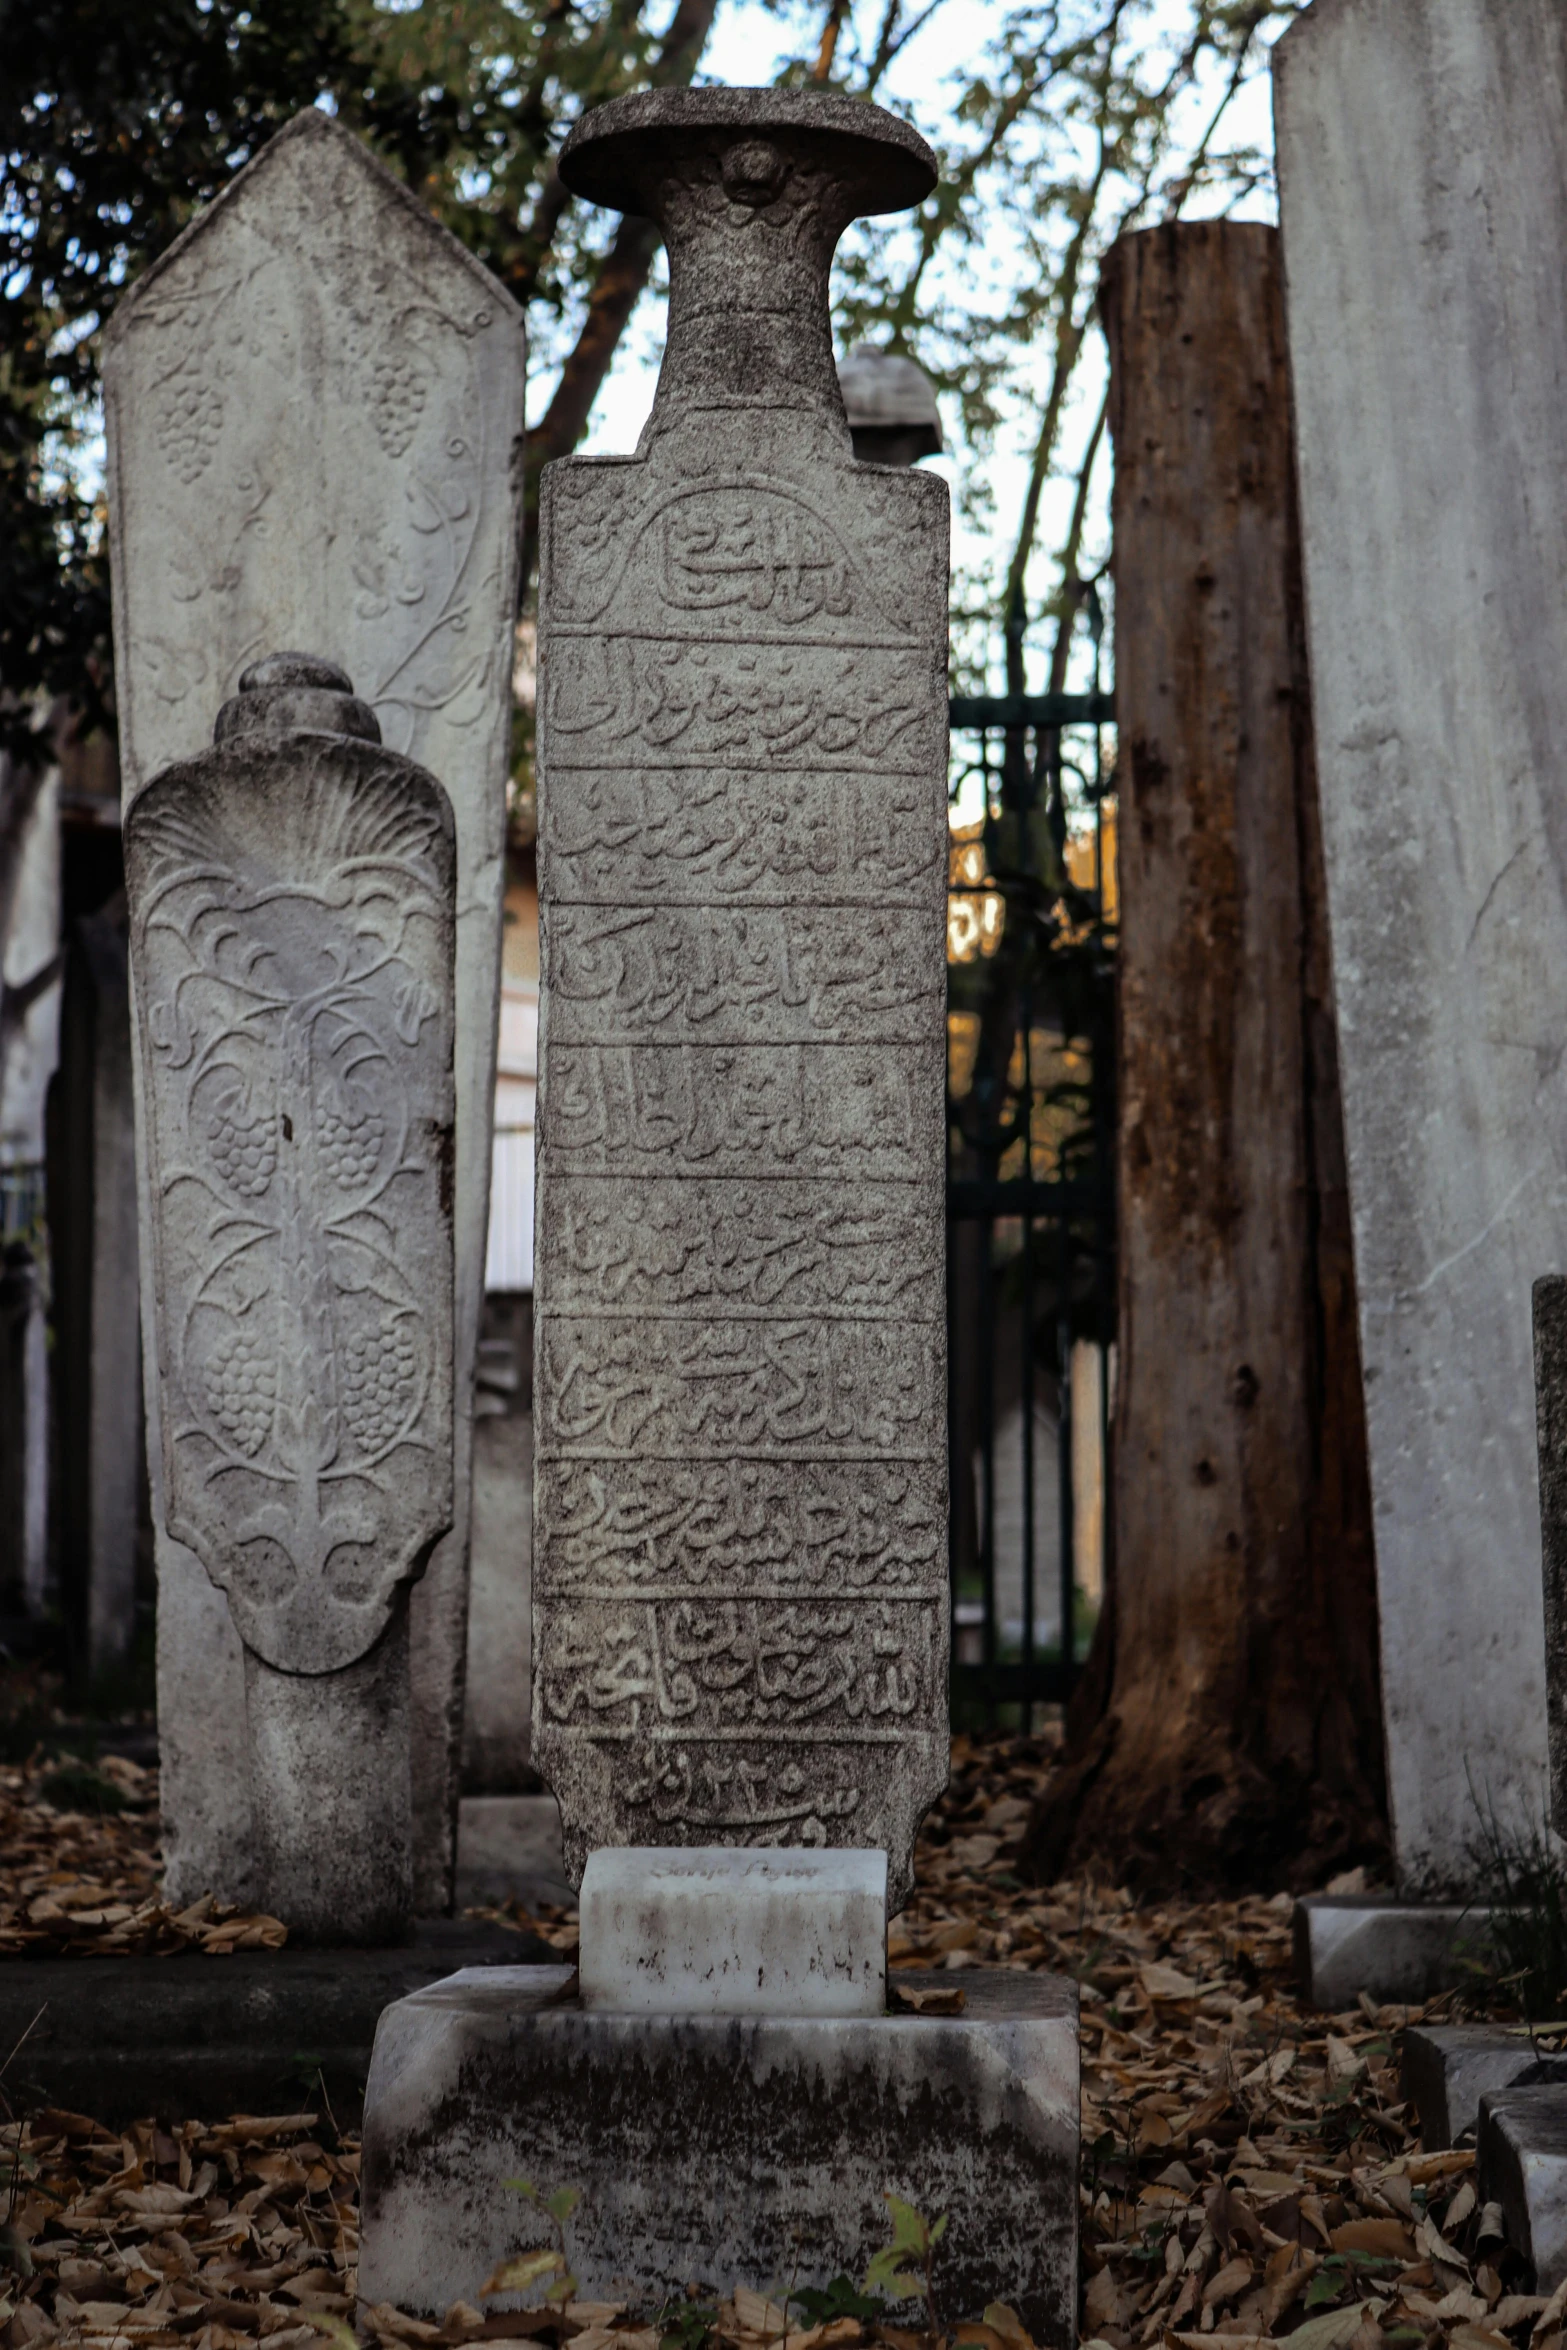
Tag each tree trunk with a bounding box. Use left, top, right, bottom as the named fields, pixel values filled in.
left=1021, top=220, right=1387, bottom=1894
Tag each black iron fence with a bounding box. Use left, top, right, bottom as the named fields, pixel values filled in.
left=945, top=674, right=1117, bottom=1723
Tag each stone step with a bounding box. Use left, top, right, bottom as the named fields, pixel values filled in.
left=1404, top=2025, right=1567, bottom=2148
left=359, top=1964, right=1080, bottom=2346
left=0, top=1920, right=555, bottom=2127
left=1293, top=1895, right=1493, bottom=2007
left=1479, top=2085, right=1567, bottom=2292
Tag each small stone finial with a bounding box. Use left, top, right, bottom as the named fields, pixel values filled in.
left=215, top=651, right=382, bottom=749
left=837, top=345, right=943, bottom=467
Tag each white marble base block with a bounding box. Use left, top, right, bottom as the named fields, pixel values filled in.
left=579, top=1847, right=886, bottom=2017
left=359, top=1967, right=1080, bottom=2344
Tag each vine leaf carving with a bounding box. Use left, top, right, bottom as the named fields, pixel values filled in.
left=125, top=732, right=458, bottom=1676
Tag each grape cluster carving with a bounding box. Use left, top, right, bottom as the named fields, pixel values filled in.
left=207, top=1331, right=277, bottom=1458
left=369, top=354, right=428, bottom=459
left=316, top=1094, right=384, bottom=1188
left=156, top=379, right=224, bottom=484
left=209, top=1096, right=276, bottom=1197
left=342, top=1313, right=419, bottom=1450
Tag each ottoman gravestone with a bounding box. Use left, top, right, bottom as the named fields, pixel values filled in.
left=1276, top=0, right=1567, bottom=1915
left=104, top=109, right=525, bottom=1912
left=359, top=91, right=1078, bottom=2340
left=123, top=654, right=457, bottom=1940
left=530, top=87, right=951, bottom=1908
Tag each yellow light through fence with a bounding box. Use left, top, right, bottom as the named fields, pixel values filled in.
left=947, top=821, right=1004, bottom=961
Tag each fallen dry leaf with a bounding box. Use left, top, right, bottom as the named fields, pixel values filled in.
left=0, top=1725, right=1546, bottom=2350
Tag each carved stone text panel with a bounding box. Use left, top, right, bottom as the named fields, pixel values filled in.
left=536, top=1176, right=942, bottom=1320
left=533, top=1457, right=944, bottom=1595
left=542, top=1042, right=944, bottom=1184
left=540, top=766, right=944, bottom=909
left=537, top=1317, right=941, bottom=1461
left=545, top=903, right=944, bottom=1045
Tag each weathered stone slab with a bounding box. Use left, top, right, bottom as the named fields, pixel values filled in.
left=1403, top=2024, right=1567, bottom=2149
left=359, top=1966, right=1079, bottom=2343
left=0, top=1923, right=556, bottom=2128
left=837, top=346, right=943, bottom=468
left=533, top=91, right=949, bottom=1908
left=464, top=1297, right=535, bottom=1794
left=1480, top=2087, right=1567, bottom=2290
left=1292, top=1895, right=1494, bottom=2011
left=454, top=1794, right=573, bottom=1910
left=578, top=1846, right=886, bottom=2015
left=122, top=655, right=457, bottom=1939
left=103, top=108, right=525, bottom=1911
left=1275, top=0, right=1567, bottom=1895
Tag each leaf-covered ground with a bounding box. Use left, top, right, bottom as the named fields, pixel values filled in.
left=0, top=1734, right=1544, bottom=2350
left=0, top=1759, right=284, bottom=1957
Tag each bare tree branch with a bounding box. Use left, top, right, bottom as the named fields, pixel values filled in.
left=521, top=0, right=722, bottom=551
left=811, top=0, right=850, bottom=81
left=1046, top=383, right=1110, bottom=696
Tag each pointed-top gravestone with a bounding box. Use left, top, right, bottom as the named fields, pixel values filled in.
left=532, top=88, right=950, bottom=1909
left=105, top=110, right=525, bottom=1913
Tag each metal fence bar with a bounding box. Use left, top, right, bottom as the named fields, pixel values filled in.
left=946, top=677, right=1116, bottom=1727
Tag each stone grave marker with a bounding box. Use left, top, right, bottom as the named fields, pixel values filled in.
left=50, top=901, right=143, bottom=1677
left=530, top=86, right=951, bottom=1911
left=104, top=110, right=525, bottom=1910
left=359, top=92, right=1079, bottom=2340
left=1275, top=0, right=1567, bottom=1900
left=123, top=653, right=456, bottom=1940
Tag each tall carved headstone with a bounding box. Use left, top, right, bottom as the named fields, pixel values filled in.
left=104, top=111, right=525, bottom=1909
left=123, top=654, right=456, bottom=1940
left=533, top=89, right=950, bottom=1908
left=360, top=95, right=1078, bottom=2339
left=1277, top=0, right=1567, bottom=1896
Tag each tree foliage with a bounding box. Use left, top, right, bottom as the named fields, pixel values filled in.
left=0, top=0, right=1302, bottom=750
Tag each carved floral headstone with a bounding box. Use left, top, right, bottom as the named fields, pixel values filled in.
left=124, top=654, right=456, bottom=1940
left=104, top=111, right=525, bottom=1910
left=533, top=89, right=949, bottom=1908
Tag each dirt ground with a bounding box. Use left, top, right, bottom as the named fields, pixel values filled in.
left=0, top=1734, right=1538, bottom=2350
